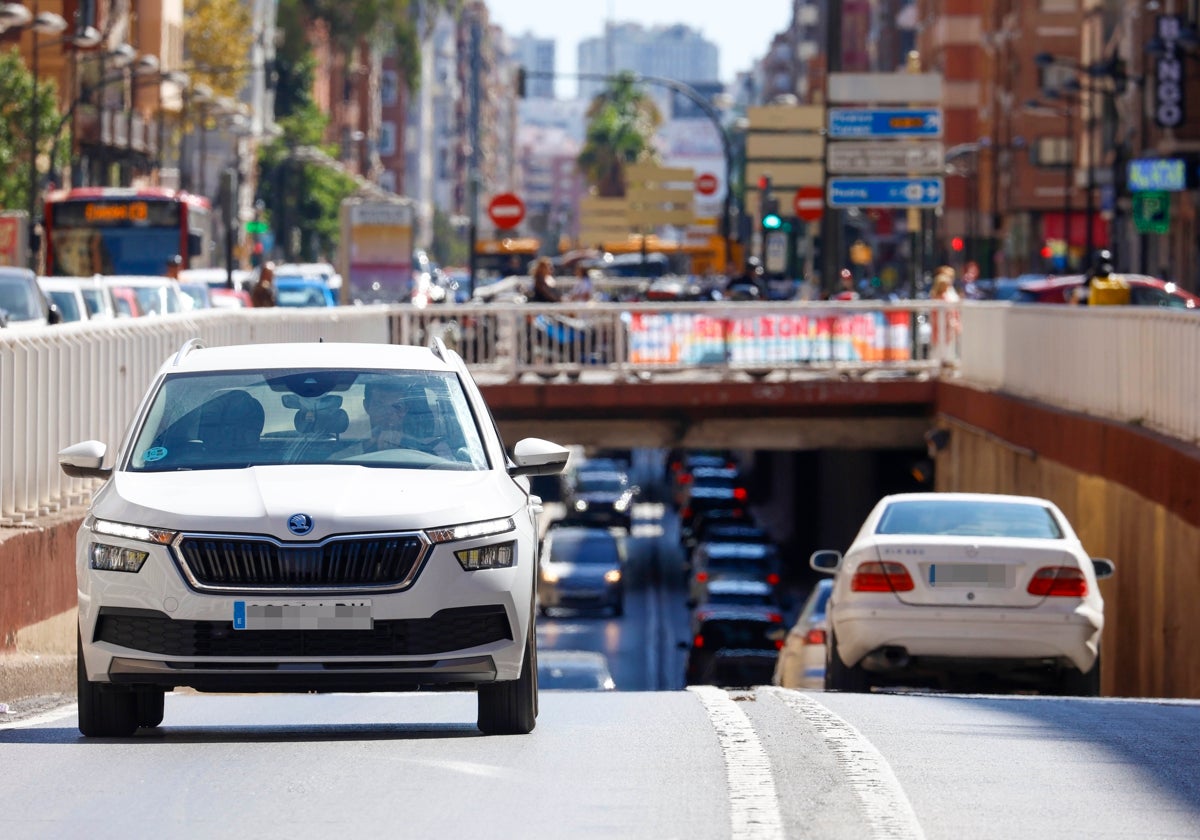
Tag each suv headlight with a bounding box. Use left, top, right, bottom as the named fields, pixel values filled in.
left=425, top=517, right=517, bottom=571
left=86, top=516, right=177, bottom=573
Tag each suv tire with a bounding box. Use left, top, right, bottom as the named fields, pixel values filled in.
left=78, top=632, right=140, bottom=737
left=477, top=623, right=538, bottom=735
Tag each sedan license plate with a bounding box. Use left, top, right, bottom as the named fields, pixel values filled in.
left=928, top=564, right=1008, bottom=588
left=233, top=600, right=373, bottom=630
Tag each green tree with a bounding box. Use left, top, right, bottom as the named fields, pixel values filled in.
left=184, top=0, right=254, bottom=99
left=430, top=207, right=468, bottom=267
left=577, top=72, right=662, bottom=197
left=0, top=48, right=66, bottom=214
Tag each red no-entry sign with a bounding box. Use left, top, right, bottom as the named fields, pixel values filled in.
left=695, top=172, right=719, bottom=196
left=487, top=193, right=526, bottom=229
left=794, top=186, right=824, bottom=222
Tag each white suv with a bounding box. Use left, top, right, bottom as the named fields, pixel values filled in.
left=60, top=339, right=568, bottom=736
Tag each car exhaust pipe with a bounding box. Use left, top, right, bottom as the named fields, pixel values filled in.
left=863, top=646, right=910, bottom=672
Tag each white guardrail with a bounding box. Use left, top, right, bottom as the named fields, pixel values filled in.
left=1, top=298, right=1195, bottom=525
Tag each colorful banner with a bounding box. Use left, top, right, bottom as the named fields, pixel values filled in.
left=628, top=311, right=913, bottom=365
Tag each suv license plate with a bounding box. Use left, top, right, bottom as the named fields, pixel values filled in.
left=233, top=601, right=373, bottom=630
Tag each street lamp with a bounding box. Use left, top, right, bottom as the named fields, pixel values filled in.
left=11, top=3, right=69, bottom=269
left=1024, top=98, right=1075, bottom=270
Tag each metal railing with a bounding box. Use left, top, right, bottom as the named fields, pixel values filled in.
left=8, top=297, right=1197, bottom=525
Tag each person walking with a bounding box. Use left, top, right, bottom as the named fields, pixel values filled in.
left=929, top=265, right=961, bottom=363
left=529, top=257, right=561, bottom=303
left=250, top=262, right=277, bottom=307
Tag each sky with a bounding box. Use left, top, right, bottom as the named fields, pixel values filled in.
left=485, top=0, right=794, bottom=96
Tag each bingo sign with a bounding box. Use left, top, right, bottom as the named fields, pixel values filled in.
left=1154, top=15, right=1186, bottom=129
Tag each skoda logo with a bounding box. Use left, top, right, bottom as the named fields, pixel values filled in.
left=287, top=513, right=314, bottom=536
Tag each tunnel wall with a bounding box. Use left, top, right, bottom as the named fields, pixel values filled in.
left=934, top=384, right=1200, bottom=699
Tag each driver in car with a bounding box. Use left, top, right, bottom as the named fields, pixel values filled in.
left=343, top=378, right=455, bottom=459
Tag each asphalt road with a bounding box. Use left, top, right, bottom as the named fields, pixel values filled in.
left=4, top=501, right=1199, bottom=838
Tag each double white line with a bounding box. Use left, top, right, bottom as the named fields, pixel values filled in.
left=690, top=686, right=925, bottom=840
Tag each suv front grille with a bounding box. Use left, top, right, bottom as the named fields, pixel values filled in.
left=94, top=605, right=513, bottom=657
left=176, top=534, right=427, bottom=591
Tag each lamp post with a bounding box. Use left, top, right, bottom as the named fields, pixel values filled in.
left=1025, top=98, right=1074, bottom=270
left=158, top=71, right=189, bottom=176
left=18, top=3, right=68, bottom=268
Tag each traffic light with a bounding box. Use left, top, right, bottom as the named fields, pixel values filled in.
left=762, top=211, right=783, bottom=230
left=951, top=236, right=964, bottom=252
left=515, top=66, right=526, bottom=98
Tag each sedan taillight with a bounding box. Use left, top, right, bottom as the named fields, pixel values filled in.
left=851, top=561, right=915, bottom=592
left=1027, top=566, right=1087, bottom=597
left=803, top=627, right=826, bottom=645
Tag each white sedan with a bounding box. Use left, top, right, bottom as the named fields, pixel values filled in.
left=811, top=492, right=1113, bottom=695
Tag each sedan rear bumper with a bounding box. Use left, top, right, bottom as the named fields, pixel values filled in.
left=834, top=602, right=1103, bottom=673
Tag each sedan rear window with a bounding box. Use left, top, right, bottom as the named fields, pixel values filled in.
left=876, top=499, right=1063, bottom=539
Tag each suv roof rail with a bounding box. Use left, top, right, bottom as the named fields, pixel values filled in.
left=172, top=338, right=205, bottom=366
left=429, top=336, right=447, bottom=361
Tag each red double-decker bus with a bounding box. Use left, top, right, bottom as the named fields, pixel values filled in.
left=43, top=187, right=212, bottom=276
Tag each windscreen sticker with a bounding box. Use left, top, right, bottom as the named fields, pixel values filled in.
left=144, top=446, right=168, bottom=462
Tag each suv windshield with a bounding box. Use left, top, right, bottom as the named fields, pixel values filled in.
left=126, top=369, right=489, bottom=471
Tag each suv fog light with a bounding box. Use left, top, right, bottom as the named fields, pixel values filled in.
left=90, top=542, right=149, bottom=573
left=604, top=569, right=622, bottom=584
left=455, top=541, right=515, bottom=571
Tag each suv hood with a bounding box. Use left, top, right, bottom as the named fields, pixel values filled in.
left=96, top=466, right=523, bottom=539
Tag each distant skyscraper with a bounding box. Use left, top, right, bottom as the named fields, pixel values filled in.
left=577, top=22, right=719, bottom=115
left=511, top=32, right=556, bottom=99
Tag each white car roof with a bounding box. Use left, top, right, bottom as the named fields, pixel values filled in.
left=877, top=492, right=1055, bottom=507
left=103, top=275, right=180, bottom=287
left=165, top=341, right=458, bottom=375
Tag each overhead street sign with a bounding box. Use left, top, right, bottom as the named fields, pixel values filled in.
left=828, top=108, right=943, bottom=139
left=828, top=177, right=944, bottom=208
left=827, top=141, right=945, bottom=174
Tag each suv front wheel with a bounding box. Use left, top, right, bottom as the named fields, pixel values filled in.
left=77, top=632, right=140, bottom=737
left=477, top=622, right=538, bottom=735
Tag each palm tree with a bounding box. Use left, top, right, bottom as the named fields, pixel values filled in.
left=577, top=73, right=662, bottom=197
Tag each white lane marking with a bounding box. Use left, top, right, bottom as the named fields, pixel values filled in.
left=0, top=703, right=77, bottom=730
left=765, top=688, right=926, bottom=840
left=689, top=686, right=785, bottom=840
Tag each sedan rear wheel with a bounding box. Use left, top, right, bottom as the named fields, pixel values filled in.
left=1057, top=650, right=1101, bottom=697
left=825, top=630, right=871, bottom=693
left=477, top=623, right=538, bottom=735
left=77, top=632, right=139, bottom=738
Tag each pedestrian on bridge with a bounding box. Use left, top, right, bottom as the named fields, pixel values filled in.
left=251, top=262, right=277, bottom=307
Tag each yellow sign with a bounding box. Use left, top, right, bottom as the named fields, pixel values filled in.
left=84, top=202, right=149, bottom=223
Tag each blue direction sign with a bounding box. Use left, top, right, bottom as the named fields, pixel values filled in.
left=828, top=177, right=944, bottom=208
left=828, top=107, right=943, bottom=139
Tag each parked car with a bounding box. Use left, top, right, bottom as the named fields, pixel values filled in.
left=274, top=275, right=339, bottom=308
left=562, top=469, right=637, bottom=532
left=537, top=524, right=624, bottom=616
left=103, top=275, right=187, bottom=316
left=773, top=579, right=833, bottom=690
left=1015, top=274, right=1200, bottom=308
left=56, top=275, right=119, bottom=320
left=59, top=339, right=569, bottom=737
left=0, top=267, right=60, bottom=329
left=683, top=606, right=787, bottom=687
left=537, top=650, right=616, bottom=691
left=37, top=276, right=91, bottom=322
left=811, top=492, right=1114, bottom=695
left=177, top=280, right=213, bottom=310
